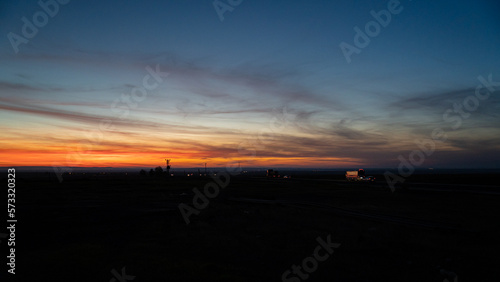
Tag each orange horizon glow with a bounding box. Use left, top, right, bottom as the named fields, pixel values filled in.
left=1, top=148, right=360, bottom=168
left=1, top=119, right=367, bottom=168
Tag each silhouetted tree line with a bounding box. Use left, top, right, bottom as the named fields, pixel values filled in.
left=139, top=166, right=164, bottom=177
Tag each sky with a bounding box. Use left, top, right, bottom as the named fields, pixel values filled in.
left=0, top=0, right=499, bottom=169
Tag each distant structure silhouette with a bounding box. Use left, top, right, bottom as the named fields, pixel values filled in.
left=267, top=169, right=279, bottom=178
left=155, top=166, right=163, bottom=176
left=165, top=159, right=171, bottom=176
left=346, top=169, right=365, bottom=181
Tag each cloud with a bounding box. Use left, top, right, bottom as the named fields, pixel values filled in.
left=388, top=87, right=475, bottom=112
left=0, top=81, right=46, bottom=92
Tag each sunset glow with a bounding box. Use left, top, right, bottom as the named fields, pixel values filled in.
left=1, top=0, right=499, bottom=169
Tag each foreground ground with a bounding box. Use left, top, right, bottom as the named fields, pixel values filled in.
left=4, top=171, right=500, bottom=281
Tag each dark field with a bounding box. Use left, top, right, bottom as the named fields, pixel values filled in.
left=3, top=170, right=500, bottom=282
